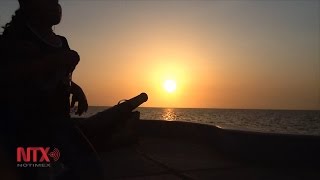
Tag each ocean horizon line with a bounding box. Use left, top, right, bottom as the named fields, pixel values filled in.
left=87, top=106, right=320, bottom=111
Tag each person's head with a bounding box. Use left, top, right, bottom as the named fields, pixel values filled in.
left=19, top=0, right=62, bottom=27
left=2, top=0, right=62, bottom=36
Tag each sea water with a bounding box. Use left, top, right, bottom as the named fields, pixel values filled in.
left=72, top=107, right=320, bottom=136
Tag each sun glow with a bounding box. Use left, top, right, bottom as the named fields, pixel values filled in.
left=164, top=80, right=177, bottom=93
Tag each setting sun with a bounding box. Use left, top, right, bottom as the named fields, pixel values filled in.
left=164, top=80, right=177, bottom=93
left=0, top=0, right=316, bottom=109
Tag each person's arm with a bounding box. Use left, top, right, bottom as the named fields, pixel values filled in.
left=70, top=81, right=88, bottom=116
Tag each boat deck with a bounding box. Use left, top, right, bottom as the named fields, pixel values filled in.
left=96, top=120, right=320, bottom=180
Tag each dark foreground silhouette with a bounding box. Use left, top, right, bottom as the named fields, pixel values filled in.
left=0, top=0, right=147, bottom=179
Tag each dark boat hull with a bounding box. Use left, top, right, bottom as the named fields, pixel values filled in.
left=75, top=118, right=320, bottom=179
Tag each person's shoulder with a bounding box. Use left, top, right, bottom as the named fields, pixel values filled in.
left=0, top=34, right=8, bottom=44
left=0, top=35, right=4, bottom=51
left=1, top=34, right=40, bottom=58
left=0, top=34, right=12, bottom=50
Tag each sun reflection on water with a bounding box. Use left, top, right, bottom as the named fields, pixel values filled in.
left=162, top=108, right=178, bottom=121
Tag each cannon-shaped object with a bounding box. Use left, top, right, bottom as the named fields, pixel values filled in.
left=78, top=93, right=148, bottom=145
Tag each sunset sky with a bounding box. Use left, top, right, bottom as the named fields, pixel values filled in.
left=1, top=0, right=319, bottom=110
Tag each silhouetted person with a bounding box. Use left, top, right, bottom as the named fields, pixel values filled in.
left=0, top=0, right=104, bottom=179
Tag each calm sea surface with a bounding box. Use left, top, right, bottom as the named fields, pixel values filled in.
left=72, top=107, right=320, bottom=136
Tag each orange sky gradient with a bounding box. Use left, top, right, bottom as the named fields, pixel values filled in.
left=1, top=0, right=319, bottom=110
